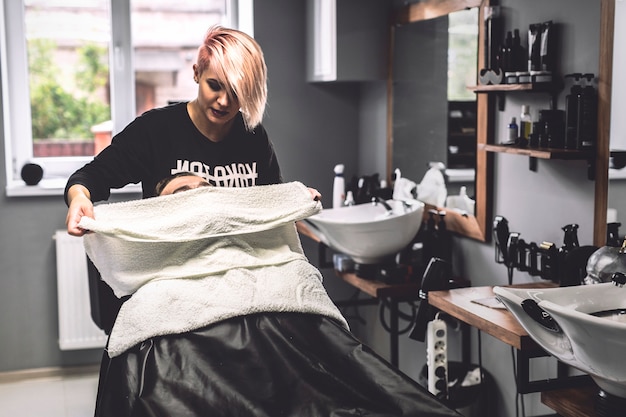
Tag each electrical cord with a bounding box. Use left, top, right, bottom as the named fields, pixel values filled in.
left=378, top=298, right=418, bottom=335
left=511, top=347, right=526, bottom=417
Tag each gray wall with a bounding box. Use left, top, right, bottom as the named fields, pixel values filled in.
left=0, top=0, right=365, bottom=372
left=356, top=1, right=601, bottom=417
left=0, top=0, right=608, bottom=416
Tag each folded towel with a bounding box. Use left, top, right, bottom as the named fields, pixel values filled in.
left=79, top=181, right=348, bottom=357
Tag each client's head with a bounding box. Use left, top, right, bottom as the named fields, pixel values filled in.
left=155, top=172, right=211, bottom=196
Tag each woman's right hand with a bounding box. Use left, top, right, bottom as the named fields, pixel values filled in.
left=65, top=185, right=94, bottom=236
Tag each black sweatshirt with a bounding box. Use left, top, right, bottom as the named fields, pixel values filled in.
left=64, top=102, right=282, bottom=203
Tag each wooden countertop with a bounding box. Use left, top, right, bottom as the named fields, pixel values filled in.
left=335, top=271, right=420, bottom=301
left=428, top=282, right=556, bottom=351
left=541, top=386, right=599, bottom=417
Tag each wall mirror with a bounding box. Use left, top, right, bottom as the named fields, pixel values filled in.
left=387, top=0, right=492, bottom=241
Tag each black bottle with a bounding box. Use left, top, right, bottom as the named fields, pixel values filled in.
left=421, top=209, right=439, bottom=265
left=501, top=31, right=513, bottom=72
left=564, top=73, right=583, bottom=149
left=511, top=29, right=525, bottom=72
left=436, top=211, right=452, bottom=263
left=578, top=73, right=598, bottom=150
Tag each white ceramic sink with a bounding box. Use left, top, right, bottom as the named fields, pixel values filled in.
left=305, top=199, right=424, bottom=264
left=494, top=283, right=626, bottom=398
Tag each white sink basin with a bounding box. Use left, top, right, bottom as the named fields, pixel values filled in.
left=304, top=199, right=424, bottom=264
left=494, top=283, right=626, bottom=398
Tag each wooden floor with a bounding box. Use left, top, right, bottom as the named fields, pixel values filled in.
left=0, top=366, right=98, bottom=417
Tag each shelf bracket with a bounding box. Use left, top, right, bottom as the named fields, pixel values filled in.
left=529, top=156, right=538, bottom=172
left=497, top=92, right=505, bottom=111
left=587, top=158, right=595, bottom=181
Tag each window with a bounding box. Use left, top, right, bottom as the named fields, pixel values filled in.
left=447, top=8, right=478, bottom=102
left=1, top=0, right=253, bottom=196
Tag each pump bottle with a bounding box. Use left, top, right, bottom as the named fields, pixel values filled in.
left=332, top=164, right=345, bottom=208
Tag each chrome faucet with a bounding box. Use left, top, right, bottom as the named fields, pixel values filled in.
left=371, top=197, right=393, bottom=214
left=612, top=272, right=626, bottom=287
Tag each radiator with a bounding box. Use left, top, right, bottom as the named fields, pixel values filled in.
left=54, top=230, right=107, bottom=350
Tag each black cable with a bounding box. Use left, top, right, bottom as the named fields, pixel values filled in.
left=378, top=299, right=418, bottom=335
left=511, top=347, right=526, bottom=417
left=478, top=329, right=483, bottom=385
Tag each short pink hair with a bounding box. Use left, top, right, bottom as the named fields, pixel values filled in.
left=196, top=26, right=268, bottom=131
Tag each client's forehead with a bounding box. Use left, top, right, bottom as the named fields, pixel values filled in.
left=161, top=175, right=210, bottom=195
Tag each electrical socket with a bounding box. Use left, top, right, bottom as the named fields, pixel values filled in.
left=427, top=318, right=448, bottom=399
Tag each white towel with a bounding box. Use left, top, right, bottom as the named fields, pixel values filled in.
left=78, top=181, right=349, bottom=357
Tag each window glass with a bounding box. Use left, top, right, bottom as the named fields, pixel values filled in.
left=25, top=0, right=111, bottom=158
left=131, top=0, right=227, bottom=115
left=25, top=0, right=226, bottom=160
left=447, top=8, right=478, bottom=102
left=1, top=0, right=235, bottom=195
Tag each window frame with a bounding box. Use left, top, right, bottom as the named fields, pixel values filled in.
left=1, top=0, right=253, bottom=197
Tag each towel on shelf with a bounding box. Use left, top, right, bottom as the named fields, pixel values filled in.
left=78, top=181, right=348, bottom=357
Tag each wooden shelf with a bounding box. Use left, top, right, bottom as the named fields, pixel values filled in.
left=479, top=143, right=594, bottom=160
left=468, top=81, right=561, bottom=94
left=428, top=283, right=556, bottom=351
left=541, top=386, right=599, bottom=417
left=335, top=270, right=420, bottom=300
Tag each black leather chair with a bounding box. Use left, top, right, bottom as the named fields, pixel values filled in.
left=86, top=256, right=128, bottom=335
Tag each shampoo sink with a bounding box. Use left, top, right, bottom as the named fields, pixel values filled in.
left=304, top=199, right=424, bottom=264
left=494, top=280, right=626, bottom=401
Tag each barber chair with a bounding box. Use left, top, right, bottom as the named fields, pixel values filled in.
left=86, top=256, right=127, bottom=335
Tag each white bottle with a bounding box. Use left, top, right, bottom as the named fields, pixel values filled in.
left=344, top=191, right=355, bottom=206
left=332, top=164, right=345, bottom=208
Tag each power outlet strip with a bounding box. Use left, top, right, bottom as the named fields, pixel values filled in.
left=427, top=318, right=448, bottom=399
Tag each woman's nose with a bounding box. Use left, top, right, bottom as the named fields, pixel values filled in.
left=216, top=91, right=230, bottom=107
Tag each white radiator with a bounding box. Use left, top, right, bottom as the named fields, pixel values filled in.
left=54, top=230, right=107, bottom=350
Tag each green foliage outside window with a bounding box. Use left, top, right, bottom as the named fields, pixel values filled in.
left=28, top=39, right=111, bottom=141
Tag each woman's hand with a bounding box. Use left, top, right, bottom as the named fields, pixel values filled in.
left=65, top=185, right=94, bottom=236
left=307, top=187, right=321, bottom=201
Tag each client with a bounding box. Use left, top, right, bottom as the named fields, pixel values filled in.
left=81, top=174, right=461, bottom=417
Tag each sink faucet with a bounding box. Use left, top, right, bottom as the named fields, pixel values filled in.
left=612, top=272, right=626, bottom=287
left=371, top=197, right=393, bottom=214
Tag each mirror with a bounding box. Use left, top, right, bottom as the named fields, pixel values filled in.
left=387, top=0, right=492, bottom=241
left=607, top=0, right=625, bottom=245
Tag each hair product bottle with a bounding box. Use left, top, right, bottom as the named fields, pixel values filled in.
left=520, top=105, right=532, bottom=146
left=564, top=73, right=583, bottom=149
left=332, top=164, right=345, bottom=208
left=508, top=117, right=518, bottom=144
left=578, top=73, right=598, bottom=150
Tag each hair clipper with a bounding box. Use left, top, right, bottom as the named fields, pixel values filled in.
left=493, top=216, right=511, bottom=266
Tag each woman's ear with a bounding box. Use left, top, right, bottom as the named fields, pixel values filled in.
left=193, top=64, right=199, bottom=83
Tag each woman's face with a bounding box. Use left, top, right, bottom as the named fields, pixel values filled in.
left=194, top=65, right=240, bottom=127
left=160, top=174, right=211, bottom=196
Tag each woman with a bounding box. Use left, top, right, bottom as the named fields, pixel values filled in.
left=65, top=25, right=307, bottom=236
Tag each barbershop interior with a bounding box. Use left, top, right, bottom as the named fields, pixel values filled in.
left=1, top=0, right=626, bottom=416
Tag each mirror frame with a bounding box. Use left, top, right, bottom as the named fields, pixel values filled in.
left=387, top=0, right=615, bottom=246
left=386, top=0, right=492, bottom=242
left=594, top=0, right=613, bottom=247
